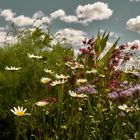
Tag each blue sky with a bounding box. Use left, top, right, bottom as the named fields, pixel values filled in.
left=0, top=0, right=140, bottom=46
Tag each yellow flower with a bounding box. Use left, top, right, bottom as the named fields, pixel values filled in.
left=75, top=62, right=84, bottom=69
left=10, top=106, right=30, bottom=116
left=71, top=62, right=84, bottom=70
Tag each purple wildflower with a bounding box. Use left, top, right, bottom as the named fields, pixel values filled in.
left=76, top=84, right=97, bottom=94
left=109, top=84, right=140, bottom=102
left=108, top=92, right=119, bottom=100
left=121, top=84, right=140, bottom=97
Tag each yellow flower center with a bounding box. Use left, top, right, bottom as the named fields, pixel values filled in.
left=44, top=80, right=49, bottom=83
left=16, top=111, right=25, bottom=116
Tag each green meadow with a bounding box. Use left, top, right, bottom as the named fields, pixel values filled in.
left=0, top=26, right=140, bottom=140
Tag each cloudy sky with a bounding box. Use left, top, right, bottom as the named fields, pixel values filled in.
left=0, top=0, right=140, bottom=46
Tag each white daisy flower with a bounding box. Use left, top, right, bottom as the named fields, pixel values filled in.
left=68, top=90, right=87, bottom=98
left=5, top=66, right=21, bottom=71
left=50, top=79, right=67, bottom=86
left=65, top=62, right=84, bottom=70
left=76, top=79, right=87, bottom=85
left=123, top=70, right=140, bottom=77
left=44, top=69, right=54, bottom=74
left=75, top=62, right=84, bottom=69
left=65, top=62, right=73, bottom=67
left=86, top=69, right=97, bottom=74
left=99, top=74, right=105, bottom=78
left=55, top=74, right=70, bottom=79
left=10, top=106, right=30, bottom=116
left=28, top=53, right=43, bottom=59
left=118, top=104, right=135, bottom=112
left=41, top=77, right=51, bottom=84
left=35, top=101, right=48, bottom=106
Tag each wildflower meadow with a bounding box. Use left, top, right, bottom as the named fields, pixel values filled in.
left=0, top=25, right=140, bottom=140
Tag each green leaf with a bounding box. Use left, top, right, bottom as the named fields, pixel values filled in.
left=100, top=32, right=110, bottom=54
left=94, top=30, right=101, bottom=54
left=97, top=37, right=120, bottom=67
left=94, top=30, right=110, bottom=56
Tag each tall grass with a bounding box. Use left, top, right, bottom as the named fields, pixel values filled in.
left=0, top=27, right=140, bottom=140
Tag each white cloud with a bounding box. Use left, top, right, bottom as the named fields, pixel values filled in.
left=33, top=17, right=51, bottom=27
left=127, top=40, right=140, bottom=57
left=123, top=40, right=140, bottom=60
left=50, top=9, right=78, bottom=23
left=126, top=16, right=140, bottom=33
left=60, top=15, right=78, bottom=23
left=50, top=9, right=65, bottom=19
left=1, top=2, right=113, bottom=27
left=127, top=40, right=140, bottom=47
left=100, top=29, right=121, bottom=39
left=12, top=15, right=34, bottom=26
left=75, top=2, right=113, bottom=24
left=54, top=28, right=87, bottom=47
left=118, top=40, right=140, bottom=70
left=33, top=11, right=45, bottom=19
left=49, top=2, right=113, bottom=24
left=0, top=31, right=7, bottom=45
left=0, top=9, right=16, bottom=21
left=0, top=27, right=5, bottom=31
left=32, top=11, right=51, bottom=26
left=0, top=9, right=34, bottom=26
left=0, top=31, right=17, bottom=46
left=0, top=9, right=51, bottom=27
left=109, top=32, right=121, bottom=39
